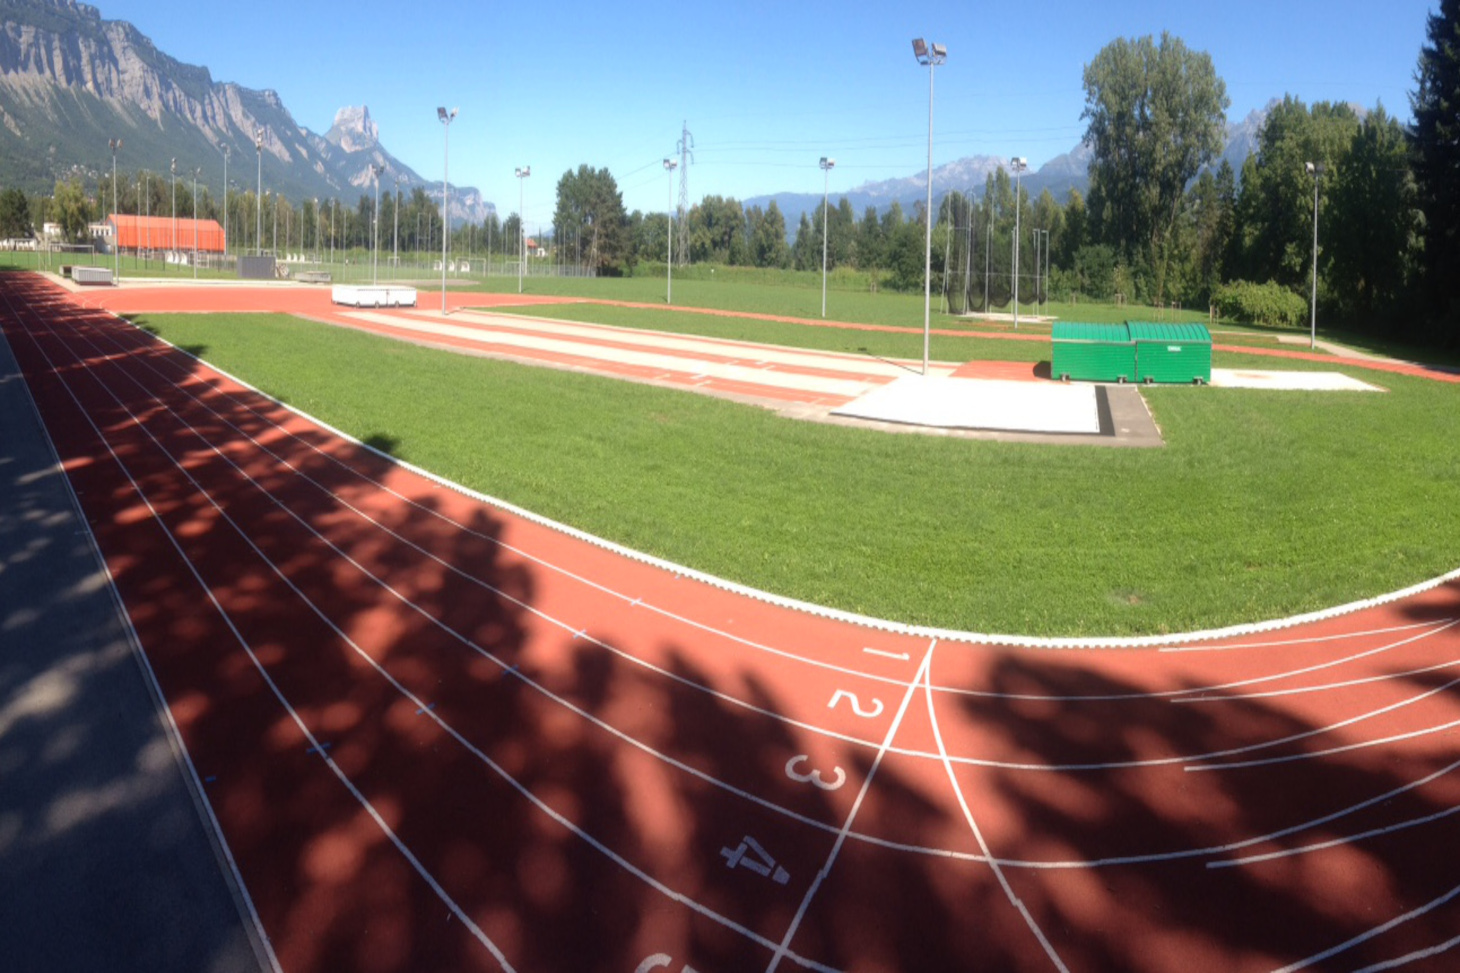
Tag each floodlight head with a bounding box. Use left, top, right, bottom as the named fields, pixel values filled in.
left=516, top=166, right=531, bottom=178
left=1305, top=161, right=1315, bottom=174
left=820, top=157, right=836, bottom=170
left=1011, top=156, right=1028, bottom=171
left=437, top=107, right=448, bottom=121
left=931, top=43, right=946, bottom=59
left=912, top=38, right=928, bottom=61
left=663, top=158, right=677, bottom=171
left=171, top=157, right=176, bottom=172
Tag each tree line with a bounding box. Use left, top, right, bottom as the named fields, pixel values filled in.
left=3, top=4, right=1455, bottom=345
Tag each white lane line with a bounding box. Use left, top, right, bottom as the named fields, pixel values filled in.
left=923, top=649, right=1071, bottom=972
left=1350, top=932, right=1460, bottom=972
left=1186, top=715, right=1460, bottom=773
left=765, top=642, right=936, bottom=973
left=1172, top=654, right=1460, bottom=703
left=1210, top=801, right=1460, bottom=869
left=1179, top=677, right=1460, bottom=771
left=38, top=308, right=835, bottom=970
left=15, top=306, right=518, bottom=973
left=1271, top=879, right=1460, bottom=973
left=1159, top=620, right=1447, bottom=652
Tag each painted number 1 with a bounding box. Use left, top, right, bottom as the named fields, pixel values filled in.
left=828, top=689, right=884, bottom=719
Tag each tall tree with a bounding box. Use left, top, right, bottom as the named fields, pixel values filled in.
left=747, top=201, right=790, bottom=269
left=0, top=187, right=31, bottom=238
left=552, top=165, right=630, bottom=274
left=1410, top=0, right=1460, bottom=339
left=1081, top=32, right=1229, bottom=300
left=1327, top=106, right=1416, bottom=324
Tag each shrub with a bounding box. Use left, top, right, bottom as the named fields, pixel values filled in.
left=1213, top=280, right=1309, bottom=329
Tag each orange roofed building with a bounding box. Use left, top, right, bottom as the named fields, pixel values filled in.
left=109, top=214, right=227, bottom=253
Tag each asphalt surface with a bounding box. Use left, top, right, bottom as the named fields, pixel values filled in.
left=0, top=321, right=266, bottom=973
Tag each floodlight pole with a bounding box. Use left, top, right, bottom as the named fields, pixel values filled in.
left=192, top=167, right=200, bottom=277
left=170, top=158, right=177, bottom=268
left=820, top=157, right=835, bottom=318
left=515, top=166, right=531, bottom=294
left=220, top=145, right=229, bottom=264
left=1306, top=161, right=1323, bottom=351
left=108, top=138, right=121, bottom=280
left=1010, top=157, right=1027, bottom=329
left=255, top=129, right=264, bottom=256
left=371, top=164, right=383, bottom=285
left=985, top=220, right=992, bottom=314
left=393, top=177, right=400, bottom=275
left=437, top=107, right=456, bottom=313
left=912, top=38, right=946, bottom=376
left=663, top=158, right=677, bottom=304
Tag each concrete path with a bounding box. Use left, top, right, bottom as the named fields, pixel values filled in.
left=0, top=324, right=267, bottom=972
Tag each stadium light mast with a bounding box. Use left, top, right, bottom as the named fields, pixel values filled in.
left=393, top=176, right=401, bottom=275
left=1010, top=156, right=1027, bottom=329
left=1305, top=161, right=1324, bottom=350
left=437, top=107, right=457, bottom=313
left=192, top=167, right=201, bottom=278
left=255, top=128, right=264, bottom=256
left=219, top=144, right=229, bottom=263
left=170, top=158, right=177, bottom=267
left=108, top=138, right=122, bottom=280
left=515, top=165, right=531, bottom=294
left=820, top=157, right=836, bottom=318
left=912, top=38, right=946, bottom=376
left=663, top=158, right=677, bottom=304
left=371, top=163, right=384, bottom=285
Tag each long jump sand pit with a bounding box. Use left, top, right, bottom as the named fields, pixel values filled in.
left=832, top=374, right=1103, bottom=434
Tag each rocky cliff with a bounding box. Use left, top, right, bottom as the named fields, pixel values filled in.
left=0, top=0, right=492, bottom=223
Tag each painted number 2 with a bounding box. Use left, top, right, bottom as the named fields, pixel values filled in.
left=786, top=754, right=846, bottom=791
left=828, top=689, right=884, bottom=719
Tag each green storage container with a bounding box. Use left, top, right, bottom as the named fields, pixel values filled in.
left=1051, top=322, right=1136, bottom=383
left=1128, top=322, right=1212, bottom=384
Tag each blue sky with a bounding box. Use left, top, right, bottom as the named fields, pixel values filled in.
left=97, top=0, right=1436, bottom=221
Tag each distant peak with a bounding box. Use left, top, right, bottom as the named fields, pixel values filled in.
left=325, top=105, right=379, bottom=152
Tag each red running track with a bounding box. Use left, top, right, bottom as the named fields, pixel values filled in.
left=5, top=272, right=1460, bottom=973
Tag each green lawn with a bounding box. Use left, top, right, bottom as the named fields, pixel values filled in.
left=132, top=310, right=1460, bottom=638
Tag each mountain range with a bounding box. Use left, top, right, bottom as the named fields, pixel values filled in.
left=0, top=0, right=492, bottom=223
left=743, top=103, right=1272, bottom=232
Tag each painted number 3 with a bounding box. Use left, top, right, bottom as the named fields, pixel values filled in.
left=785, top=754, right=846, bottom=791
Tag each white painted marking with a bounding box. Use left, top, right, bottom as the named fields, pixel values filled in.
left=828, top=689, right=884, bottom=719
left=1210, top=801, right=1460, bottom=869
left=1350, top=933, right=1460, bottom=972
left=922, top=648, right=1071, bottom=973
left=634, top=955, right=673, bottom=973
left=764, top=642, right=936, bottom=973
left=862, top=647, right=911, bottom=661
left=1270, top=879, right=1460, bottom=972
left=720, top=836, right=790, bottom=885
left=1158, top=620, right=1446, bottom=652
left=1187, top=714, right=1460, bottom=773
left=785, top=755, right=847, bottom=792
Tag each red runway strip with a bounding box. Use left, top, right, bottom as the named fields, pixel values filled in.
left=6, top=272, right=1460, bottom=972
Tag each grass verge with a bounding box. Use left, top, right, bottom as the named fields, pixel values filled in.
left=131, top=310, right=1460, bottom=637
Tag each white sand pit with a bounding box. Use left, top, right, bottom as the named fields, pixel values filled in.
left=833, top=375, right=1101, bottom=434
left=1209, top=368, right=1385, bottom=391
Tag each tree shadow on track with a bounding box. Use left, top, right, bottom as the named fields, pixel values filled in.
left=9, top=269, right=1460, bottom=973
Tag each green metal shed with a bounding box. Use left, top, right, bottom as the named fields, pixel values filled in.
left=1128, top=322, right=1213, bottom=384
left=1051, top=322, right=1136, bottom=383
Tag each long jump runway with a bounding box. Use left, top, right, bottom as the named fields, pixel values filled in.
left=5, top=274, right=1460, bottom=972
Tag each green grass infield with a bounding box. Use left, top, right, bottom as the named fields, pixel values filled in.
left=132, top=310, right=1460, bottom=638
